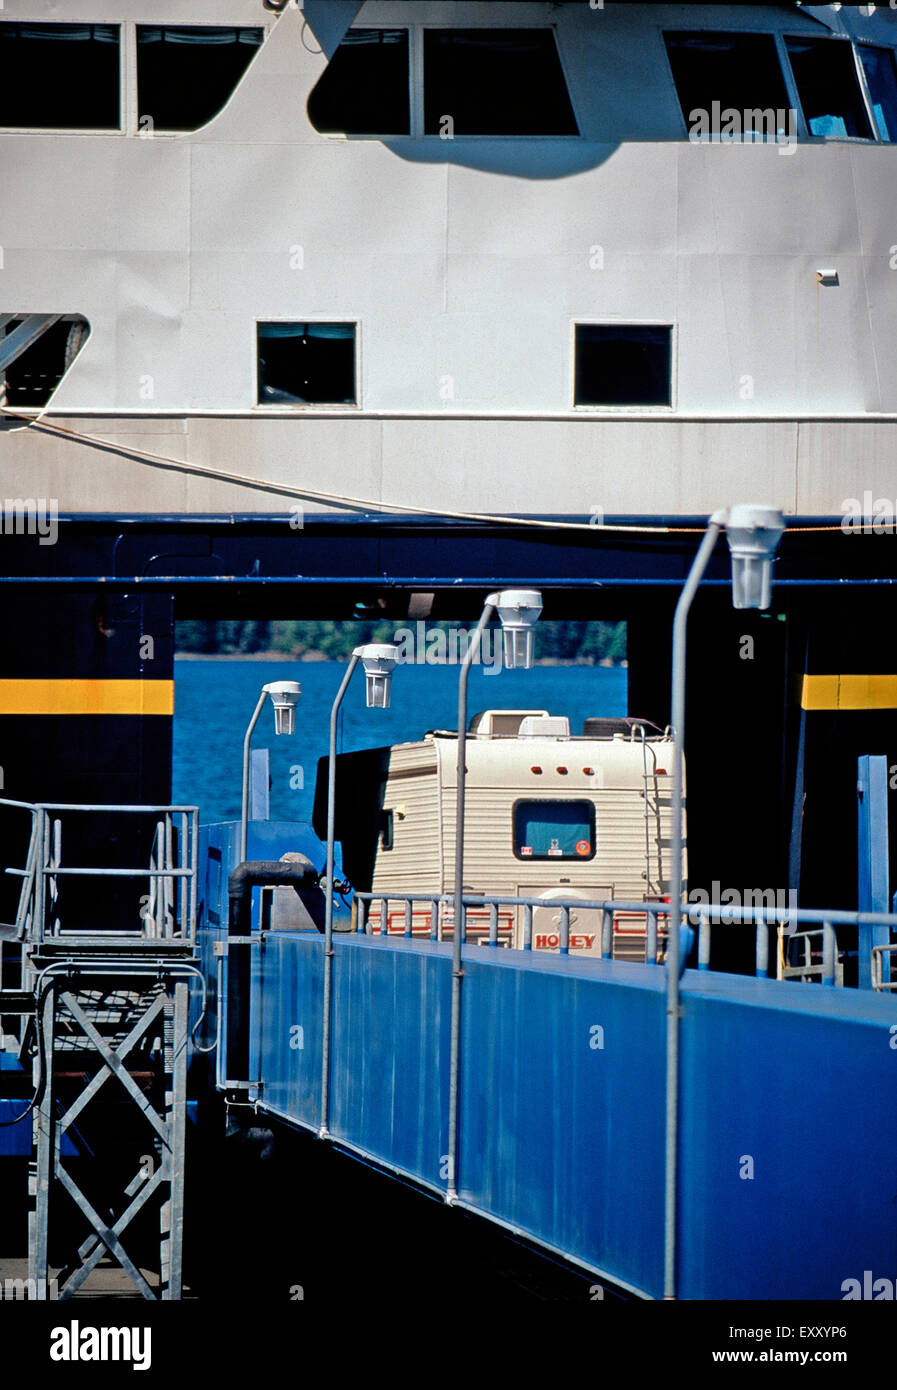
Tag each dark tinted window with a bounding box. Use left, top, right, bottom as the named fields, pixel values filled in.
left=308, top=29, right=410, bottom=135
left=513, top=801, right=595, bottom=862
left=0, top=23, right=120, bottom=129
left=664, top=31, right=789, bottom=132
left=857, top=45, right=897, bottom=141
left=257, top=322, right=356, bottom=406
left=786, top=37, right=872, bottom=138
left=137, top=26, right=263, bottom=132
left=575, top=325, right=672, bottom=407
left=423, top=30, right=578, bottom=135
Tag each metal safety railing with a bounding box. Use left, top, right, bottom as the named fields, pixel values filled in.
left=350, top=890, right=897, bottom=987
left=353, top=891, right=669, bottom=961
left=0, top=799, right=199, bottom=948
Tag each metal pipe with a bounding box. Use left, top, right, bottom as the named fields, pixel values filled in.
left=321, top=653, right=359, bottom=1139
left=665, top=516, right=723, bottom=1302
left=756, top=919, right=770, bottom=978
left=646, top=908, right=658, bottom=964
left=822, top=921, right=836, bottom=985
left=447, top=601, right=495, bottom=1203
left=698, top=911, right=711, bottom=971
left=240, top=690, right=268, bottom=866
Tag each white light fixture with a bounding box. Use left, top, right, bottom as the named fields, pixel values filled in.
left=263, top=680, right=302, bottom=735
left=725, top=505, right=786, bottom=611
left=355, top=644, right=399, bottom=708
left=816, top=268, right=838, bottom=285
left=492, top=588, right=544, bottom=669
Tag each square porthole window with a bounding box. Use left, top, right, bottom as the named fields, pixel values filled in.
left=574, top=325, right=672, bottom=407
left=257, top=322, right=356, bottom=406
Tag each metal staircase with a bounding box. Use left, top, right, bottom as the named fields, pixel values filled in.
left=0, top=798, right=200, bottom=1299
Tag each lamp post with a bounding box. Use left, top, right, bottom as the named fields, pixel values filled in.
left=319, top=644, right=399, bottom=1138
left=240, top=680, right=302, bottom=865
left=664, top=505, right=785, bottom=1300
left=446, top=589, right=542, bottom=1202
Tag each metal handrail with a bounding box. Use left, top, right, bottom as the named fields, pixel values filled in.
left=0, top=798, right=199, bottom=946
left=872, top=943, right=897, bottom=991
left=350, top=890, right=897, bottom=981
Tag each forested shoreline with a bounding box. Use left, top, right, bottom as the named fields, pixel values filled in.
left=175, top=619, right=627, bottom=665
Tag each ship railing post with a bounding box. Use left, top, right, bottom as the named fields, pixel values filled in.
left=647, top=906, right=658, bottom=964
left=697, top=908, right=710, bottom=971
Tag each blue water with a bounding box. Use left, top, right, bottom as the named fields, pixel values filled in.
left=173, top=658, right=627, bottom=826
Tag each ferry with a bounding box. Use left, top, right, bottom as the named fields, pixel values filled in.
left=0, top=0, right=896, bottom=1310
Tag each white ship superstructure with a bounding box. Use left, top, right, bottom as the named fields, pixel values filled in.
left=2, top=1, right=897, bottom=519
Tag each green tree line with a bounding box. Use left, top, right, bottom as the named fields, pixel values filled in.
left=175, top=618, right=626, bottom=664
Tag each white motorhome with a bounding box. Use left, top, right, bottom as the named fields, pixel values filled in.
left=322, top=710, right=682, bottom=960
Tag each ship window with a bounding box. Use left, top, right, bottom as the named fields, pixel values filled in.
left=423, top=30, right=578, bottom=135
left=663, top=31, right=789, bottom=135
left=0, top=23, right=120, bottom=130
left=257, top=322, right=356, bottom=406
left=513, top=801, right=595, bottom=862
left=575, top=325, right=672, bottom=408
left=136, top=27, right=263, bottom=132
left=785, top=37, right=872, bottom=139
left=857, top=45, right=897, bottom=142
left=1, top=317, right=90, bottom=408
left=307, top=29, right=410, bottom=136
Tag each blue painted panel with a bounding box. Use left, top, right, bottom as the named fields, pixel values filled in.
left=678, top=973, right=897, bottom=1300
left=329, top=936, right=451, bottom=1189
left=252, top=935, right=324, bottom=1129
left=460, top=950, right=666, bottom=1296
left=206, top=922, right=897, bottom=1299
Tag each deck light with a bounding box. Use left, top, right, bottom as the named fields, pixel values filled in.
left=356, top=643, right=399, bottom=708
left=663, top=503, right=786, bottom=1302
left=320, top=642, right=400, bottom=1139
left=240, top=680, right=301, bottom=864
left=725, top=505, right=786, bottom=610
left=494, top=589, right=543, bottom=669
left=446, top=587, right=542, bottom=1202
left=263, top=680, right=302, bottom=736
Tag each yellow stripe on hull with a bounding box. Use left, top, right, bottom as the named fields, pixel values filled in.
left=0, top=679, right=174, bottom=716
left=801, top=674, right=897, bottom=711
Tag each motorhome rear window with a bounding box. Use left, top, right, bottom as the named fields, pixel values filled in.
left=513, top=801, right=595, bottom=862
left=663, top=31, right=789, bottom=135
left=785, top=37, right=872, bottom=139
left=0, top=23, right=120, bottom=129
left=137, top=26, right=263, bottom=132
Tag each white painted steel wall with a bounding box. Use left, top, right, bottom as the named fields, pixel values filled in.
left=2, top=1, right=896, bottom=516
